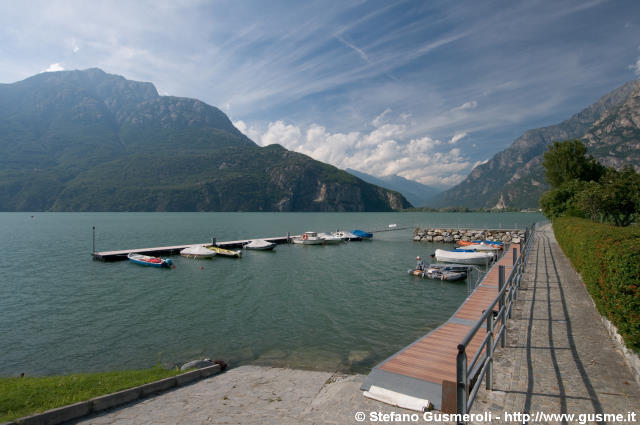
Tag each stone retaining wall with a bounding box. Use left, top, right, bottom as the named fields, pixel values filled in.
left=413, top=228, right=525, bottom=244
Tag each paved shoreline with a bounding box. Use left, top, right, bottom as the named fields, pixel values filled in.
left=69, top=366, right=417, bottom=425
left=470, top=223, right=640, bottom=423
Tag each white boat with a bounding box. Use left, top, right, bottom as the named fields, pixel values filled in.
left=318, top=232, right=343, bottom=244
left=332, top=230, right=361, bottom=241
left=463, top=243, right=501, bottom=252
left=434, top=249, right=494, bottom=265
left=292, top=231, right=324, bottom=245
left=244, top=239, right=276, bottom=251
left=180, top=245, right=217, bottom=258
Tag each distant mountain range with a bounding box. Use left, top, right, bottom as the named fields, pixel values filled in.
left=430, top=79, right=640, bottom=209
left=0, top=68, right=411, bottom=212
left=345, top=168, right=440, bottom=207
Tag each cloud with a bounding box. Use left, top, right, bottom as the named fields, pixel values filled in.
left=631, top=57, right=640, bottom=75
left=335, top=35, right=368, bottom=62
left=259, top=120, right=302, bottom=149
left=42, top=63, right=64, bottom=72
left=236, top=113, right=473, bottom=188
left=451, top=101, right=478, bottom=112
left=232, top=120, right=261, bottom=143
left=449, top=131, right=467, bottom=144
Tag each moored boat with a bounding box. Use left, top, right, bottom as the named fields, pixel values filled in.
left=351, top=229, right=373, bottom=239
left=458, top=240, right=504, bottom=250
left=408, top=257, right=470, bottom=281
left=205, top=245, right=242, bottom=257
left=243, top=239, right=276, bottom=250
left=180, top=245, right=217, bottom=258
left=127, top=253, right=173, bottom=268
left=332, top=230, right=361, bottom=241
left=318, top=232, right=343, bottom=244
left=434, top=249, right=494, bottom=265
left=292, top=231, right=324, bottom=245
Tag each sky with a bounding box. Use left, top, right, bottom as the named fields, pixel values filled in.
left=2, top=0, right=640, bottom=189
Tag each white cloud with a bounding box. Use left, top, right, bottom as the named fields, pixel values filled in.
left=451, top=100, right=478, bottom=112
left=235, top=113, right=474, bottom=188
left=472, top=158, right=489, bottom=169
left=42, top=63, right=64, bottom=73
left=449, top=131, right=467, bottom=144
left=631, top=57, right=640, bottom=75
left=232, top=120, right=261, bottom=143
left=260, top=120, right=303, bottom=148
left=371, top=108, right=392, bottom=127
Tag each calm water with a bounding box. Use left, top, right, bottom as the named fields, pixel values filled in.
left=0, top=212, right=541, bottom=377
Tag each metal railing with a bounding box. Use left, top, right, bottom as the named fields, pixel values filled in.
left=455, top=224, right=536, bottom=424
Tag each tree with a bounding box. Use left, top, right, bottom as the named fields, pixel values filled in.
left=574, top=181, right=605, bottom=222
left=539, top=179, right=586, bottom=219
left=599, top=166, right=640, bottom=226
left=542, top=139, right=605, bottom=188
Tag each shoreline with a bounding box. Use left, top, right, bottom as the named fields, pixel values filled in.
left=68, top=365, right=412, bottom=425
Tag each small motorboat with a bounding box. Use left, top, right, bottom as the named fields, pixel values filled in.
left=205, top=245, right=242, bottom=257
left=318, top=232, right=343, bottom=244
left=409, top=268, right=467, bottom=281
left=128, top=253, right=173, bottom=268
left=434, top=249, right=494, bottom=265
left=458, top=240, right=504, bottom=249
left=408, top=257, right=469, bottom=281
left=351, top=229, right=373, bottom=239
left=244, top=239, right=276, bottom=251
left=292, top=231, right=324, bottom=245
left=332, top=230, right=361, bottom=241
left=180, top=245, right=217, bottom=258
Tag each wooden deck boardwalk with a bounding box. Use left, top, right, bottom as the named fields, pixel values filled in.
left=361, top=244, right=520, bottom=410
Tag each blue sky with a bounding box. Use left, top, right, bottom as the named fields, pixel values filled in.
left=2, top=0, right=640, bottom=188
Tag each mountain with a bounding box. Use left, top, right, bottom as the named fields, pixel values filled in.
left=430, top=79, right=639, bottom=209
left=0, top=68, right=411, bottom=212
left=345, top=168, right=440, bottom=207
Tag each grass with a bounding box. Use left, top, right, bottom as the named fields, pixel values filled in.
left=0, top=366, right=184, bottom=422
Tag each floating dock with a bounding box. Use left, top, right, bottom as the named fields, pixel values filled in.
left=361, top=244, right=520, bottom=410
left=92, top=236, right=291, bottom=262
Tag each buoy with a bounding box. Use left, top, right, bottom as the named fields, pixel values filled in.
left=200, top=266, right=204, bottom=270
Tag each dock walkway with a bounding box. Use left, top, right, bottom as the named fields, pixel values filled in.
left=469, top=223, right=640, bottom=423
left=361, top=244, right=521, bottom=410
left=92, top=236, right=291, bottom=261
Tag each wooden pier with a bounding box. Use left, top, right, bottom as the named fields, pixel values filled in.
left=92, top=236, right=291, bottom=262
left=361, top=244, right=520, bottom=410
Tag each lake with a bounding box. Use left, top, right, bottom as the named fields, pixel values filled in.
left=0, top=212, right=542, bottom=377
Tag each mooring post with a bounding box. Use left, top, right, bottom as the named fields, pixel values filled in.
left=456, top=346, right=468, bottom=421
left=486, top=311, right=494, bottom=390
left=499, top=265, right=506, bottom=347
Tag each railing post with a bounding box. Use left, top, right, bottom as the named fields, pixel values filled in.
left=486, top=312, right=494, bottom=390
left=499, top=265, right=506, bottom=347
left=456, top=346, right=468, bottom=420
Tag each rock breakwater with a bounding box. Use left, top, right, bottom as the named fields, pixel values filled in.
left=413, top=228, right=525, bottom=244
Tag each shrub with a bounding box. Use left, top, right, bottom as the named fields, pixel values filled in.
left=554, top=217, right=640, bottom=353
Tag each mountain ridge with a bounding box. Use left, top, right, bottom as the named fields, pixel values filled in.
left=0, top=68, right=411, bottom=212
left=429, top=79, right=639, bottom=209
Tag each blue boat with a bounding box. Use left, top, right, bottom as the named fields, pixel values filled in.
left=128, top=253, right=173, bottom=268
left=351, top=229, right=373, bottom=239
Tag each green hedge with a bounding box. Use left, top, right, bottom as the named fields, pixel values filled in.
left=553, top=217, right=640, bottom=353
